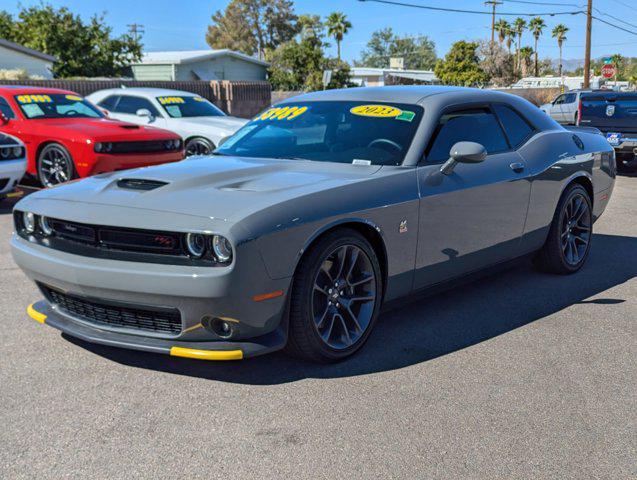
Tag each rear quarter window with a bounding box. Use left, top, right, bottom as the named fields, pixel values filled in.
left=493, top=104, right=535, bottom=148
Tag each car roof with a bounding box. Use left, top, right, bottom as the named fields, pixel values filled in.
left=90, top=87, right=199, bottom=97
left=286, top=86, right=475, bottom=105
left=0, top=85, right=77, bottom=95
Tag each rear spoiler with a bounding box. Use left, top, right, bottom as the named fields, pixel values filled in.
left=564, top=125, right=603, bottom=136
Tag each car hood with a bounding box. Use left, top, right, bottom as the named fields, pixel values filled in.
left=30, top=118, right=178, bottom=141
left=22, top=156, right=382, bottom=222
left=176, top=116, right=248, bottom=139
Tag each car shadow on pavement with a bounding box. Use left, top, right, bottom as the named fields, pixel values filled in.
left=64, top=232, right=637, bottom=385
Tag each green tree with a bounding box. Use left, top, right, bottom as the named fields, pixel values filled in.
left=552, top=24, right=569, bottom=77
left=0, top=5, right=141, bottom=78
left=519, top=46, right=534, bottom=77
left=505, top=24, right=515, bottom=54
left=206, top=0, right=298, bottom=58
left=494, top=19, right=510, bottom=45
left=611, top=53, right=625, bottom=80
left=513, top=17, right=526, bottom=74
left=356, top=28, right=436, bottom=70
left=528, top=17, right=546, bottom=76
left=325, top=12, right=351, bottom=61
left=434, top=40, right=488, bottom=86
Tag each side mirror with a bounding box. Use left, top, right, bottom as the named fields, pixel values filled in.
left=440, top=141, right=487, bottom=175
left=218, top=135, right=231, bottom=147
left=136, top=108, right=154, bottom=122
left=0, top=112, right=9, bottom=125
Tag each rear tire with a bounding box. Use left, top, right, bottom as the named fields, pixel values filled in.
left=285, top=229, right=383, bottom=363
left=37, top=143, right=77, bottom=187
left=534, top=184, right=593, bottom=274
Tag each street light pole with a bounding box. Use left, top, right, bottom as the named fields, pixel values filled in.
left=583, top=0, right=593, bottom=89
left=485, top=0, right=502, bottom=44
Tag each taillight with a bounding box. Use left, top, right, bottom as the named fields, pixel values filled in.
left=576, top=99, right=582, bottom=125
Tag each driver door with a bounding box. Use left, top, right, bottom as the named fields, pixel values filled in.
left=414, top=106, right=531, bottom=289
left=106, top=95, right=166, bottom=128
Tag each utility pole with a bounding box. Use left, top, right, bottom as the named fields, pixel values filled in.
left=485, top=0, right=503, bottom=44
left=583, top=0, right=593, bottom=88
left=127, top=23, right=145, bottom=43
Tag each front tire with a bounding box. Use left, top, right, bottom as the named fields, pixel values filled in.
left=37, top=143, right=77, bottom=187
left=185, top=137, right=214, bottom=157
left=286, top=229, right=383, bottom=363
left=534, top=184, right=593, bottom=274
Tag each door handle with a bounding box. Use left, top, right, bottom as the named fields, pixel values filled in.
left=510, top=162, right=525, bottom=173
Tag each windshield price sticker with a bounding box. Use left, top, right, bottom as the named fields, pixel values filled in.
left=256, top=106, right=309, bottom=121
left=350, top=104, right=415, bottom=122
left=17, top=94, right=52, bottom=104
left=158, top=96, right=186, bottom=105
left=65, top=95, right=83, bottom=102
left=193, top=96, right=206, bottom=102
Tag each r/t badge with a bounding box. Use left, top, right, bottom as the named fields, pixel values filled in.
left=399, top=220, right=408, bottom=234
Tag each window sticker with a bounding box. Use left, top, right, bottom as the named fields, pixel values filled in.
left=22, top=104, right=45, bottom=117
left=16, top=94, right=52, bottom=104
left=193, top=96, right=206, bottom=102
left=165, top=105, right=182, bottom=117
left=157, top=96, right=186, bottom=105
left=255, top=106, right=308, bottom=121
left=350, top=104, right=416, bottom=122
left=65, top=95, right=83, bottom=102
left=219, top=124, right=259, bottom=149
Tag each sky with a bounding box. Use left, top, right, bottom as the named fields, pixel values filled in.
left=4, top=0, right=637, bottom=62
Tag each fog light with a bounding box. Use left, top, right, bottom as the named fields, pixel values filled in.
left=23, top=211, right=35, bottom=233
left=202, top=316, right=234, bottom=339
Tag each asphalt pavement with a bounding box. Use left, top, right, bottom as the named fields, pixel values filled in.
left=1, top=177, right=635, bottom=479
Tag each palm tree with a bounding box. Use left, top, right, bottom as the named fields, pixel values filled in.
left=505, top=25, right=515, bottom=54
left=519, top=46, right=534, bottom=77
left=494, top=19, right=510, bottom=44
left=552, top=24, right=569, bottom=78
left=325, top=12, right=352, bottom=62
left=529, top=17, right=546, bottom=77
left=513, top=17, right=527, bottom=74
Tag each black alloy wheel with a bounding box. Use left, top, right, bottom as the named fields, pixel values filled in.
left=37, top=143, right=76, bottom=187
left=185, top=137, right=214, bottom=157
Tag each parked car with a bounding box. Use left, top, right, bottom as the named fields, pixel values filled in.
left=86, top=88, right=247, bottom=156
left=540, top=91, right=587, bottom=125
left=577, top=90, right=637, bottom=172
left=13, top=86, right=615, bottom=363
left=0, top=86, right=185, bottom=187
left=0, top=132, right=27, bottom=201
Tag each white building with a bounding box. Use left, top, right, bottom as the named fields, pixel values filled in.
left=131, top=49, right=269, bottom=82
left=351, top=67, right=438, bottom=87
left=511, top=75, right=603, bottom=90
left=0, top=38, right=56, bottom=78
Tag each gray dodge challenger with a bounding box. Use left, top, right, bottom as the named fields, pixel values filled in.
left=12, top=86, right=616, bottom=362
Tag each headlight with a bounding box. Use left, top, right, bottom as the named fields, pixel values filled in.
left=12, top=146, right=23, bottom=158
left=0, top=148, right=9, bottom=159
left=39, top=216, right=53, bottom=236
left=94, top=142, right=103, bottom=152
left=94, top=142, right=113, bottom=153
left=23, top=211, right=35, bottom=233
left=185, top=233, right=206, bottom=257
left=211, top=235, right=232, bottom=263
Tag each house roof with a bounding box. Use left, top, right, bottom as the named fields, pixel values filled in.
left=0, top=38, right=56, bottom=62
left=133, top=49, right=269, bottom=67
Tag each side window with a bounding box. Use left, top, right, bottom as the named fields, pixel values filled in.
left=564, top=93, right=576, bottom=103
left=493, top=104, right=535, bottom=148
left=554, top=95, right=565, bottom=105
left=425, top=108, right=509, bottom=163
left=112, top=96, right=160, bottom=116
left=0, top=96, right=16, bottom=119
left=97, top=95, right=120, bottom=111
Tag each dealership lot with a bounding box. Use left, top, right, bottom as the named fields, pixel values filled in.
left=0, top=176, right=635, bottom=478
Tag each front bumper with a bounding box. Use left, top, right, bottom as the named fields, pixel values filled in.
left=0, top=158, right=27, bottom=195
left=27, top=301, right=286, bottom=360
left=12, top=232, right=291, bottom=359
left=82, top=150, right=184, bottom=177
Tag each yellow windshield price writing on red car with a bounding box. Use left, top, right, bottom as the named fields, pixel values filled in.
left=256, top=106, right=308, bottom=121
left=65, top=95, right=83, bottom=101
left=158, top=96, right=186, bottom=105
left=16, top=94, right=52, bottom=104
left=350, top=105, right=402, bottom=118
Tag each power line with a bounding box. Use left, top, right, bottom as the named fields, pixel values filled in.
left=504, top=0, right=581, bottom=6
left=591, top=14, right=637, bottom=36
left=127, top=23, right=145, bottom=42
left=357, top=0, right=583, bottom=17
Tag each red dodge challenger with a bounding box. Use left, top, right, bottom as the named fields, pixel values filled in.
left=0, top=86, right=185, bottom=186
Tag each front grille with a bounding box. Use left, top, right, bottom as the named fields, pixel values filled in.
left=43, top=286, right=182, bottom=335
left=111, top=141, right=172, bottom=154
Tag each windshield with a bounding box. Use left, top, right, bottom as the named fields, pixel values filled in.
left=15, top=93, right=103, bottom=119
left=156, top=95, right=225, bottom=118
left=215, top=101, right=423, bottom=166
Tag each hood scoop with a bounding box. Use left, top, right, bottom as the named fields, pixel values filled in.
left=116, top=178, right=169, bottom=191
left=119, top=124, right=140, bottom=129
